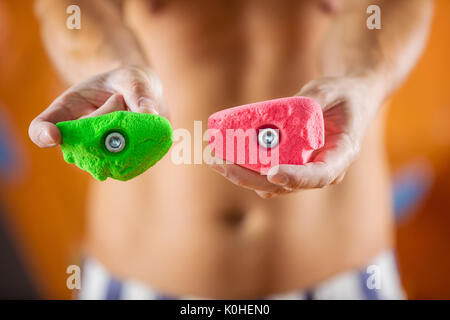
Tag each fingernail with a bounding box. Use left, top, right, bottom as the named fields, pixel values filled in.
left=149, top=107, right=159, bottom=115
left=212, top=164, right=225, bottom=175
left=260, top=192, right=273, bottom=199
left=138, top=97, right=159, bottom=115
left=268, top=174, right=288, bottom=186
left=267, top=166, right=280, bottom=176
left=38, top=130, right=56, bottom=146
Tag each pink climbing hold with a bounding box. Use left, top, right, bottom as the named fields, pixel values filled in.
left=208, top=96, right=325, bottom=174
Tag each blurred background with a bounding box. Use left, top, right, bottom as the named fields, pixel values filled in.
left=0, top=0, right=448, bottom=299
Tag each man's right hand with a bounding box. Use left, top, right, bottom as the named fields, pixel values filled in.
left=29, top=66, right=168, bottom=148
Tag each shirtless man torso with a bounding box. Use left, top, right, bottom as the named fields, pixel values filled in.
left=30, top=0, right=432, bottom=299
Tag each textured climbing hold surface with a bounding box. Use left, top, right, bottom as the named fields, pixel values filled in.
left=208, top=97, right=324, bottom=174
left=56, top=111, right=173, bottom=181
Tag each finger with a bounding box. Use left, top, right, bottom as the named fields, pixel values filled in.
left=28, top=120, right=61, bottom=148
left=255, top=187, right=294, bottom=199
left=297, top=78, right=343, bottom=111
left=209, top=159, right=286, bottom=193
left=255, top=191, right=274, bottom=199
left=79, top=94, right=126, bottom=119
left=268, top=133, right=358, bottom=189
left=268, top=162, right=333, bottom=189
left=29, top=91, right=97, bottom=148
left=108, top=67, right=168, bottom=117
left=331, top=172, right=346, bottom=185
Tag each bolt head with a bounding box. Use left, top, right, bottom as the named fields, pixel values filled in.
left=105, top=132, right=126, bottom=153
left=258, top=128, right=279, bottom=149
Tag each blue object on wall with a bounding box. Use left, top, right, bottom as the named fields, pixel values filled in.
left=392, top=159, right=434, bottom=223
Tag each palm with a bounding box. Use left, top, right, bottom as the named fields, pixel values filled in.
left=310, top=100, right=355, bottom=164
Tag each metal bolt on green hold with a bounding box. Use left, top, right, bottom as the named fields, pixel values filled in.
left=56, top=111, right=173, bottom=181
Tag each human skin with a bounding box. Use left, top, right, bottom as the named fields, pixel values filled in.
left=29, top=0, right=432, bottom=298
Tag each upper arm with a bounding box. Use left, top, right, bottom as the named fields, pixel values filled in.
left=34, top=0, right=124, bottom=21
left=34, top=0, right=125, bottom=43
left=322, top=0, right=433, bottom=76
left=34, top=0, right=145, bottom=83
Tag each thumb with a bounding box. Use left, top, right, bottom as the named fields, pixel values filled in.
left=297, top=78, right=341, bottom=111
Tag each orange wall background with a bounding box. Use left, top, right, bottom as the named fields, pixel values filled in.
left=0, top=0, right=448, bottom=299
left=0, top=0, right=87, bottom=299
left=387, top=0, right=450, bottom=299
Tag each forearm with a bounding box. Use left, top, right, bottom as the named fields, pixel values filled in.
left=35, top=0, right=147, bottom=84
left=321, top=0, right=433, bottom=103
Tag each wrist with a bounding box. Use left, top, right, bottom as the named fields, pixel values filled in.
left=346, top=69, right=389, bottom=105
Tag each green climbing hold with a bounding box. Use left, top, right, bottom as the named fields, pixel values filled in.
left=56, top=111, right=173, bottom=181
